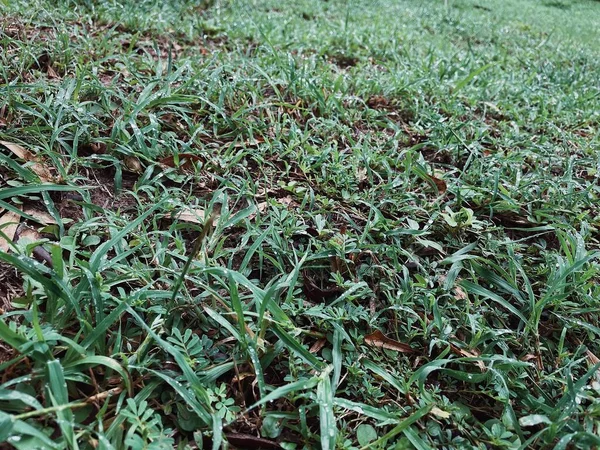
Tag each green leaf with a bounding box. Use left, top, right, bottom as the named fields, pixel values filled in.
left=362, top=405, right=433, bottom=450
left=271, top=323, right=325, bottom=370
left=64, top=356, right=132, bottom=396
left=460, top=280, right=528, bottom=325
left=317, top=372, right=336, bottom=450
left=357, top=424, right=378, bottom=447
left=333, top=398, right=398, bottom=424
left=362, top=359, right=405, bottom=394
left=243, top=377, right=319, bottom=416
left=126, top=306, right=212, bottom=425
left=0, top=184, right=80, bottom=201
left=0, top=411, right=15, bottom=442
left=88, top=202, right=163, bottom=272
left=12, top=419, right=58, bottom=449
left=453, top=63, right=494, bottom=94
left=46, top=360, right=77, bottom=449
left=0, top=388, right=43, bottom=411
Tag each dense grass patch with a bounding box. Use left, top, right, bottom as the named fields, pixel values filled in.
left=1, top=0, right=600, bottom=448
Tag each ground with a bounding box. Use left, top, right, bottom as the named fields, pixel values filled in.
left=1, top=0, right=600, bottom=448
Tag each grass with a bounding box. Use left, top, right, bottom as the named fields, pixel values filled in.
left=1, top=0, right=600, bottom=448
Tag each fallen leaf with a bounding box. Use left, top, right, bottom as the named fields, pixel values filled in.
left=90, top=142, right=107, bottom=154
left=302, top=270, right=343, bottom=303
left=364, top=330, right=414, bottom=353
left=430, top=175, right=447, bottom=194
left=453, top=285, right=468, bottom=300
left=450, top=344, right=485, bottom=371
left=175, top=207, right=207, bottom=224
left=0, top=208, right=21, bottom=252
left=225, top=433, right=282, bottom=450
left=520, top=354, right=538, bottom=362
left=430, top=406, right=451, bottom=419
left=47, top=64, right=60, bottom=79
left=257, top=201, right=268, bottom=213
left=490, top=210, right=535, bottom=228
left=123, top=155, right=143, bottom=173
left=309, top=338, right=327, bottom=354
left=84, top=387, right=122, bottom=404
left=277, top=196, right=294, bottom=207
left=0, top=140, right=56, bottom=182
left=232, top=137, right=265, bottom=148
left=586, top=349, right=600, bottom=365
left=159, top=153, right=204, bottom=173
left=15, top=226, right=52, bottom=267
left=23, top=207, right=56, bottom=225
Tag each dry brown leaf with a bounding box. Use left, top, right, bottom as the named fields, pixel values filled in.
left=454, top=285, right=468, bottom=300
left=159, top=153, right=204, bottom=173
left=0, top=140, right=55, bottom=182
left=364, top=330, right=414, bottom=353
left=586, top=349, right=600, bottom=365
left=84, top=387, right=122, bottom=404
left=430, top=175, right=447, bottom=194
left=277, top=196, right=294, bottom=207
left=123, top=155, right=143, bottom=173
left=47, top=65, right=60, bottom=80
left=309, top=338, right=327, bottom=354
left=450, top=344, right=485, bottom=372
left=16, top=226, right=41, bottom=242
left=175, top=207, right=207, bottom=224
left=23, top=207, right=57, bottom=225
left=430, top=406, right=451, bottom=419
left=15, top=226, right=53, bottom=267
left=0, top=208, right=21, bottom=252
left=225, top=433, right=282, bottom=450
left=520, top=354, right=538, bottom=362
left=232, top=137, right=265, bottom=148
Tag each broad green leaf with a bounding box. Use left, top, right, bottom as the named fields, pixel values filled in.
left=356, top=424, right=377, bottom=447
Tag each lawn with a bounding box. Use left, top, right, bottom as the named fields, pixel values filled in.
left=1, top=0, right=600, bottom=448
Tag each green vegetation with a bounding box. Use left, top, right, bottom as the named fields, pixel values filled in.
left=1, top=0, right=600, bottom=448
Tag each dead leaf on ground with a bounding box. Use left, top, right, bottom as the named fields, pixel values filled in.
left=277, top=196, right=294, bottom=207
left=225, top=433, right=282, bottom=450
left=453, top=284, right=468, bottom=300
left=0, top=208, right=22, bottom=252
left=46, top=64, right=61, bottom=80
left=123, top=156, right=143, bottom=173
left=430, top=175, right=447, bottom=194
left=302, top=270, right=343, bottom=303
left=430, top=406, right=451, bottom=419
left=257, top=201, right=268, bottom=213
left=586, top=349, right=600, bottom=365
left=0, top=140, right=56, bottom=182
left=23, top=207, right=57, bottom=225
left=159, top=153, right=204, bottom=173
left=450, top=344, right=485, bottom=372
left=490, top=210, right=535, bottom=228
left=15, top=225, right=53, bottom=267
left=174, top=206, right=208, bottom=224
left=364, top=329, right=414, bottom=353
left=309, top=338, right=327, bottom=354
left=232, top=137, right=265, bottom=148
left=437, top=275, right=467, bottom=300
